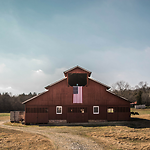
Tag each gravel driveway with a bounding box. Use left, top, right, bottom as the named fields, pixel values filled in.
left=0, top=121, right=103, bottom=150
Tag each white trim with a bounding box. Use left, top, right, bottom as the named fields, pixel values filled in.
left=56, top=106, right=62, bottom=114
left=93, top=106, right=99, bottom=114
left=63, top=65, right=92, bottom=75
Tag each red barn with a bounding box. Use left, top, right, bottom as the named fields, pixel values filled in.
left=23, top=66, right=130, bottom=124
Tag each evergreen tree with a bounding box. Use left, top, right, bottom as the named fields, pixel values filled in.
left=0, top=92, right=37, bottom=112
left=137, top=91, right=142, bottom=105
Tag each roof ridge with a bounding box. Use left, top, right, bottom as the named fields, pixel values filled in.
left=63, top=65, right=92, bottom=77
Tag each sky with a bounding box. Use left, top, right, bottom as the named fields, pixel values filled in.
left=0, top=0, right=150, bottom=95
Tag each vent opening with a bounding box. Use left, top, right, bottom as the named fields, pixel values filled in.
left=68, top=73, right=87, bottom=86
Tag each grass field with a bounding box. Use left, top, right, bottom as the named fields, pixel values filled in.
left=131, top=108, right=150, bottom=115
left=88, top=108, right=150, bottom=149
left=0, top=113, right=54, bottom=150
left=0, top=113, right=10, bottom=116
left=0, top=128, right=54, bottom=150
left=0, top=113, right=10, bottom=121
left=1, top=109, right=150, bottom=150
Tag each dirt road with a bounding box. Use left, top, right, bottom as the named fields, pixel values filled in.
left=0, top=121, right=103, bottom=150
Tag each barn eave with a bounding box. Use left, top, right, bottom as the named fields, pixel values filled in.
left=45, top=77, right=67, bottom=89
left=63, top=65, right=92, bottom=77
left=106, top=90, right=131, bottom=103
left=22, top=91, right=48, bottom=104
left=89, top=78, right=110, bottom=89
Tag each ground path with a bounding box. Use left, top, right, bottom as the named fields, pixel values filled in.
left=0, top=121, right=103, bottom=150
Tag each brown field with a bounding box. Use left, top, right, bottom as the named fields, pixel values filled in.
left=85, top=116, right=150, bottom=149
left=1, top=109, right=150, bottom=150
left=85, top=109, right=150, bottom=150
left=0, top=113, right=10, bottom=121
left=0, top=114, right=54, bottom=150
left=0, top=128, right=55, bottom=150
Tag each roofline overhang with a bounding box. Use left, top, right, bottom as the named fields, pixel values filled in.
left=45, top=77, right=67, bottom=89
left=63, top=65, right=92, bottom=77
left=106, top=90, right=131, bottom=103
left=88, top=77, right=110, bottom=89
left=22, top=91, right=48, bottom=104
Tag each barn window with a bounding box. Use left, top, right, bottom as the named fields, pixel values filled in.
left=44, top=108, right=48, bottom=113
left=107, top=108, right=114, bottom=113
left=93, top=106, right=99, bottom=114
left=56, top=106, right=62, bottom=114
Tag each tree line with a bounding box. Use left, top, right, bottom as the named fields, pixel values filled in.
left=0, top=92, right=37, bottom=113
left=111, top=81, right=150, bottom=106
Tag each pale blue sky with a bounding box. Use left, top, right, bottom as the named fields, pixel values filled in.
left=0, top=0, right=150, bottom=94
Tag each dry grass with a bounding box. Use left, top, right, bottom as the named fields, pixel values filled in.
left=49, top=109, right=150, bottom=150
left=0, top=128, right=55, bottom=150
left=0, top=113, right=55, bottom=150
left=0, top=113, right=10, bottom=121
left=86, top=124, right=150, bottom=150
left=1, top=109, right=150, bottom=150
left=85, top=109, right=150, bottom=150
left=131, top=108, right=150, bottom=115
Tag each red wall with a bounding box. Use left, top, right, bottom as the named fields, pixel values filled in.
left=25, top=77, right=130, bottom=124
left=27, top=78, right=129, bottom=106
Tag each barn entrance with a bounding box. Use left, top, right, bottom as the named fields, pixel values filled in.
left=25, top=107, right=48, bottom=124
left=67, top=107, right=88, bottom=123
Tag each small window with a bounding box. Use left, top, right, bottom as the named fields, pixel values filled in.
left=80, top=108, right=84, bottom=113
left=107, top=108, right=114, bottom=113
left=93, top=106, right=99, bottom=114
left=44, top=108, right=48, bottom=113
left=56, top=106, right=62, bottom=114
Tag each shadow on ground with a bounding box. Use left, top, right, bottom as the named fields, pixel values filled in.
left=36, top=117, right=150, bottom=129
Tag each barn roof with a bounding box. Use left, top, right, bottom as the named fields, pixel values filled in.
left=22, top=91, right=48, bottom=104
left=22, top=78, right=67, bottom=104
left=106, top=90, right=130, bottom=102
left=22, top=77, right=130, bottom=104
left=89, top=78, right=130, bottom=102
left=45, top=77, right=67, bottom=89
left=63, top=65, right=92, bottom=77
left=22, top=66, right=130, bottom=104
left=88, top=78, right=110, bottom=89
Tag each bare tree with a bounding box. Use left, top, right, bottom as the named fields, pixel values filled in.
left=111, top=81, right=150, bottom=105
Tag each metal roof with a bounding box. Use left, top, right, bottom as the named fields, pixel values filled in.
left=63, top=65, right=92, bottom=77
left=88, top=78, right=110, bottom=89
left=106, top=90, right=130, bottom=102
left=45, top=78, right=67, bottom=89
left=23, top=78, right=67, bottom=104
left=22, top=91, right=48, bottom=104
left=22, top=77, right=130, bottom=104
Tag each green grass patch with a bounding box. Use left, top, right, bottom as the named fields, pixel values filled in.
left=4, top=122, right=40, bottom=128
left=131, top=108, right=150, bottom=115
left=0, top=113, right=10, bottom=117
